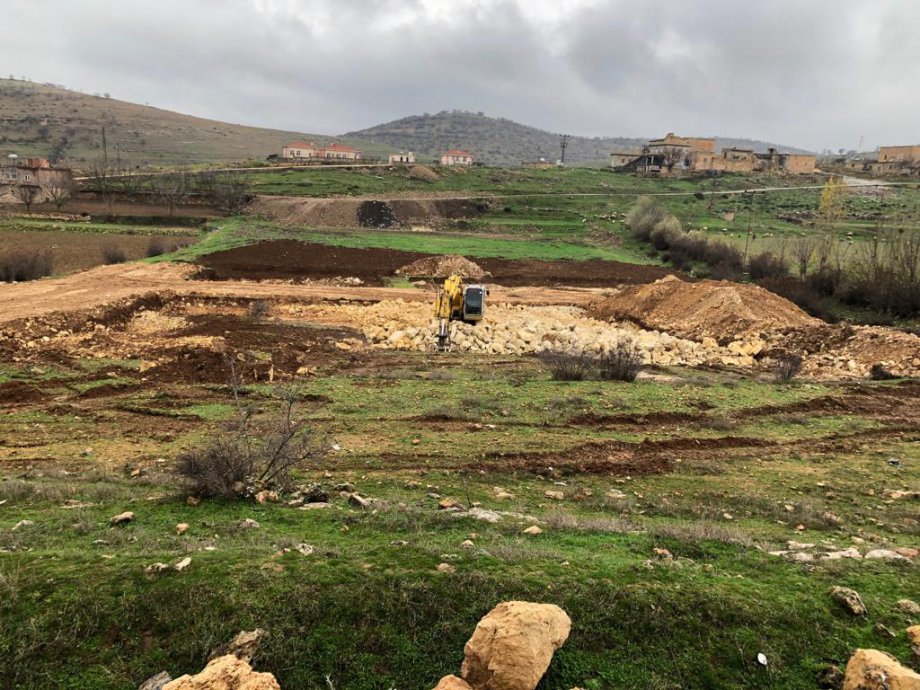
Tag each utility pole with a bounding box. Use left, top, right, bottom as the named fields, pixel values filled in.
left=743, top=191, right=755, bottom=268
left=559, top=134, right=568, bottom=166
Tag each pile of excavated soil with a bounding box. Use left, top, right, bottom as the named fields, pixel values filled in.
left=408, top=165, right=440, bottom=182
left=590, top=275, right=819, bottom=341
left=396, top=254, right=489, bottom=280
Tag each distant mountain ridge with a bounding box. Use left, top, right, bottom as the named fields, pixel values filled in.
left=347, top=111, right=811, bottom=166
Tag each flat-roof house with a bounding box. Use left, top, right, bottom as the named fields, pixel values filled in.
left=389, top=152, right=416, bottom=164
left=441, top=149, right=473, bottom=166
left=282, top=141, right=319, bottom=159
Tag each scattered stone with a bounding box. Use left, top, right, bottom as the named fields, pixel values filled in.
left=432, top=675, right=474, bottom=690
left=238, top=518, right=260, bottom=530
left=348, top=493, right=372, bottom=509
left=110, top=511, right=135, bottom=526
left=138, top=670, right=172, bottom=690
left=841, top=648, right=920, bottom=690
left=208, top=629, right=268, bottom=663
left=162, top=654, right=279, bottom=690
left=466, top=508, right=502, bottom=523
left=11, top=519, right=34, bottom=531
left=460, top=539, right=475, bottom=549
left=653, top=548, right=673, bottom=560
left=439, top=498, right=463, bottom=510
left=543, top=490, right=564, bottom=501
left=523, top=525, right=543, bottom=536
left=816, top=664, right=844, bottom=690
left=461, top=601, right=571, bottom=690
left=173, top=557, right=192, bottom=572
left=437, top=562, right=457, bottom=574
left=494, top=491, right=515, bottom=500
left=831, top=586, right=867, bottom=616
left=606, top=489, right=627, bottom=500
left=299, top=502, right=331, bottom=510
left=302, top=484, right=329, bottom=503
left=186, top=496, right=200, bottom=507
left=897, top=599, right=920, bottom=615
left=145, top=562, right=171, bottom=575
left=175, top=523, right=189, bottom=535
left=254, top=490, right=279, bottom=504
left=908, top=626, right=920, bottom=660
left=822, top=548, right=862, bottom=560
left=896, top=547, right=919, bottom=559
left=333, top=482, right=355, bottom=493
left=295, top=543, right=315, bottom=556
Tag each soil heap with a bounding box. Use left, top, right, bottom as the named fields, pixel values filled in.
left=396, top=255, right=490, bottom=280
left=589, top=275, right=819, bottom=341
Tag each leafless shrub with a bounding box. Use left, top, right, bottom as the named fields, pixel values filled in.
left=177, top=357, right=327, bottom=499
left=748, top=252, right=789, bottom=280
left=543, top=510, right=634, bottom=534
left=248, top=299, right=269, bottom=318
left=597, top=339, right=642, bottom=382
left=539, top=348, right=592, bottom=381
left=652, top=521, right=755, bottom=548
left=869, top=364, right=898, bottom=381
left=146, top=238, right=176, bottom=258
left=773, top=353, right=803, bottom=383
left=101, top=244, right=127, bottom=264
left=0, top=249, right=53, bottom=282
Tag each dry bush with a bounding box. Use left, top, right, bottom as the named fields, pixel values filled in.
left=773, top=353, right=803, bottom=382
left=748, top=252, right=789, bottom=280
left=146, top=238, right=176, bottom=258
left=625, top=196, right=671, bottom=240
left=101, top=244, right=127, bottom=264
left=597, top=339, right=642, bottom=382
left=539, top=348, right=593, bottom=381
left=177, top=359, right=327, bottom=498
left=248, top=299, right=269, bottom=318
left=651, top=521, right=755, bottom=548
left=544, top=511, right=634, bottom=534
left=0, top=248, right=53, bottom=282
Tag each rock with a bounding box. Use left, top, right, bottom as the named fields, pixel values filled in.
left=865, top=549, right=911, bottom=562
left=606, top=489, right=627, bottom=500
left=186, top=496, right=200, bottom=507
left=145, top=562, right=171, bottom=575
left=822, top=548, right=862, bottom=560
left=138, top=671, right=172, bottom=690
left=238, top=518, right=260, bottom=530
left=175, top=523, right=189, bottom=535
left=467, top=508, right=502, bottom=523
left=208, top=629, right=268, bottom=663
left=348, top=493, right=372, bottom=509
left=11, top=519, right=34, bottom=531
left=460, top=539, right=476, bottom=549
left=831, top=586, right=867, bottom=616
left=908, top=626, right=920, bottom=660
left=254, top=490, right=279, bottom=504
left=896, top=547, right=919, bottom=559
left=437, top=562, right=457, bottom=574
left=816, top=664, right=845, bottom=690
left=543, top=491, right=564, bottom=501
left=302, top=484, right=329, bottom=503
left=841, top=648, right=920, bottom=690
left=299, top=502, right=331, bottom=511
left=110, top=511, right=135, bottom=526
left=439, top=498, right=464, bottom=510
left=897, top=599, right=920, bottom=615
left=523, top=525, right=543, bottom=536
left=874, top=623, right=896, bottom=640
left=333, top=483, right=355, bottom=493
left=432, top=675, right=474, bottom=690
left=173, top=557, right=192, bottom=572
left=295, top=543, right=315, bottom=556
left=460, top=601, right=571, bottom=690
left=494, top=491, right=515, bottom=500
left=163, top=654, right=279, bottom=690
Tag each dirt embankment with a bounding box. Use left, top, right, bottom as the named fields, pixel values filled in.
left=249, top=195, right=487, bottom=228
left=396, top=255, right=490, bottom=280
left=589, top=275, right=819, bottom=341
left=197, top=240, right=678, bottom=288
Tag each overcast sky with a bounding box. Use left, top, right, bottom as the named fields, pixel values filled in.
left=4, top=0, right=918, bottom=152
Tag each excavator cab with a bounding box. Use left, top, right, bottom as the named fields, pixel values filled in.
left=462, top=285, right=486, bottom=321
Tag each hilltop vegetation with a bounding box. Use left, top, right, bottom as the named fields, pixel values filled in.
left=346, top=111, right=812, bottom=166
left=0, top=79, right=383, bottom=169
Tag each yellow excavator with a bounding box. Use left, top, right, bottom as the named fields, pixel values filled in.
left=434, top=274, right=487, bottom=351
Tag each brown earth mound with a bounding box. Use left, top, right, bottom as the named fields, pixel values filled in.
left=396, top=255, right=489, bottom=280
left=196, top=240, right=678, bottom=288
left=590, top=275, right=819, bottom=341
left=408, top=165, right=440, bottom=182
left=249, top=195, right=485, bottom=228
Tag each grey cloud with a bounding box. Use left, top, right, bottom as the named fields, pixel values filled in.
left=2, top=0, right=919, bottom=150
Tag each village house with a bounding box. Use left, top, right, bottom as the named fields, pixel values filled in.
left=388, top=152, right=416, bottom=164
left=441, top=149, right=474, bottom=166
left=612, top=133, right=815, bottom=175
left=281, top=141, right=363, bottom=161
left=0, top=155, right=74, bottom=203
left=848, top=145, right=920, bottom=176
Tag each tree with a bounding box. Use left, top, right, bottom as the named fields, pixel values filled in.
left=791, top=234, right=817, bottom=278
left=45, top=176, right=74, bottom=210
left=14, top=184, right=39, bottom=212
left=151, top=173, right=190, bottom=217
left=210, top=172, right=251, bottom=214
left=660, top=146, right=688, bottom=172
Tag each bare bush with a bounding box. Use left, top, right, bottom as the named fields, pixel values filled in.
left=45, top=177, right=74, bottom=210
left=748, top=252, right=788, bottom=280
left=101, top=244, right=127, bottom=264
left=773, top=353, right=803, bottom=382
left=13, top=184, right=39, bottom=212
left=539, top=349, right=593, bottom=381
left=0, top=249, right=53, bottom=282
left=597, top=339, right=643, bottom=382
left=145, top=237, right=176, bottom=258
left=177, top=360, right=327, bottom=498
left=248, top=299, right=269, bottom=318
left=625, top=196, right=671, bottom=240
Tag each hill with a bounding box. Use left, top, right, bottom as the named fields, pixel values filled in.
left=346, top=111, right=811, bottom=166
left=0, top=79, right=386, bottom=169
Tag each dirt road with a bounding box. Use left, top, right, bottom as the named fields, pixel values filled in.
left=0, top=262, right=604, bottom=325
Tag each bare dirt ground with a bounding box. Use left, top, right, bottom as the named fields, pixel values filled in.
left=0, top=261, right=603, bottom=325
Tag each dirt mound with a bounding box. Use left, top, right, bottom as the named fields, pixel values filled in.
left=590, top=275, right=819, bottom=340
left=408, top=165, right=440, bottom=182
left=396, top=255, right=489, bottom=280
left=0, top=380, right=45, bottom=404
left=476, top=257, right=676, bottom=288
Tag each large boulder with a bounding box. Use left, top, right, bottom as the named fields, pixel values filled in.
left=163, top=655, right=280, bottom=690
left=208, top=629, right=268, bottom=663
left=842, top=649, right=920, bottom=690
left=432, top=676, right=474, bottom=690
left=460, top=601, right=571, bottom=690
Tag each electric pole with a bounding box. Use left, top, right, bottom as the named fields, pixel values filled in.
left=559, top=134, right=569, bottom=166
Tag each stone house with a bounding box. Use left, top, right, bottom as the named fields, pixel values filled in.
left=388, top=152, right=416, bottom=164
left=1, top=156, right=73, bottom=203
left=441, top=149, right=474, bottom=166
left=281, top=141, right=319, bottom=159
left=321, top=143, right=362, bottom=160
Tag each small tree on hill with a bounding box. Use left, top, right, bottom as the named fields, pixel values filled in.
left=14, top=184, right=39, bottom=212
left=45, top=177, right=74, bottom=210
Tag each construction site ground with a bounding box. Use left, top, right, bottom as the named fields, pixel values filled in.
left=2, top=230, right=919, bottom=687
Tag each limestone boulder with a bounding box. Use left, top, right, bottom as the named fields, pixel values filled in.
left=163, top=655, right=279, bottom=690
left=432, top=675, right=474, bottom=690
left=208, top=629, right=268, bottom=663
left=461, top=601, right=571, bottom=690
left=842, top=648, right=920, bottom=690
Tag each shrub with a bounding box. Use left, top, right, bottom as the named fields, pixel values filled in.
left=625, top=196, right=671, bottom=240
left=757, top=276, right=838, bottom=323
left=146, top=238, right=176, bottom=258
left=597, top=339, right=643, bottom=382
left=539, top=349, right=592, bottom=381
left=248, top=299, right=269, bottom=318
left=102, top=244, right=127, bottom=264
left=869, top=364, right=898, bottom=381
left=748, top=252, right=789, bottom=281
left=0, top=249, right=53, bottom=282
left=773, top=353, right=803, bottom=383
left=177, top=386, right=326, bottom=499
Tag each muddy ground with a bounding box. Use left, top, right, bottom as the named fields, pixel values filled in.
left=196, top=239, right=677, bottom=287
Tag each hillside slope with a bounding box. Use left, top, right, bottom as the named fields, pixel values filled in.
left=0, top=79, right=385, bottom=169
left=347, top=111, right=811, bottom=166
